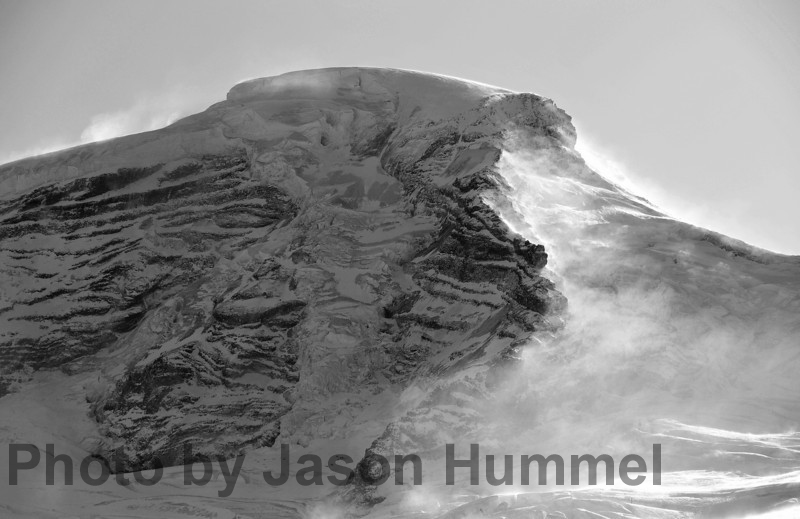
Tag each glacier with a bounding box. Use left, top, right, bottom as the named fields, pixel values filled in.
left=0, top=67, right=798, bottom=518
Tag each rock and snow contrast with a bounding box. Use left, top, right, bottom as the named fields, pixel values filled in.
left=0, top=67, right=798, bottom=518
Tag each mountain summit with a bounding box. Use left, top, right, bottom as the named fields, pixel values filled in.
left=0, top=68, right=797, bottom=518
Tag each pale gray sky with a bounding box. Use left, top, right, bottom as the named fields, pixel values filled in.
left=1, top=0, right=798, bottom=253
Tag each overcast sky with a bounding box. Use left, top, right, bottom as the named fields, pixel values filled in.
left=1, top=0, right=798, bottom=253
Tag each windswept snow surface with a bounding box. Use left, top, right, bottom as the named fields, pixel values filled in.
left=468, top=132, right=800, bottom=518
left=0, top=68, right=798, bottom=518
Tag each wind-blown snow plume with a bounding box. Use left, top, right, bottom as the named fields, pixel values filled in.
left=80, top=88, right=207, bottom=144
left=466, top=126, right=800, bottom=517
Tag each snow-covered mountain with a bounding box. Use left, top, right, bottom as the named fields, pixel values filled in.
left=0, top=67, right=797, bottom=518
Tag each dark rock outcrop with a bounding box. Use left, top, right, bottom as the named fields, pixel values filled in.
left=0, top=68, right=571, bottom=473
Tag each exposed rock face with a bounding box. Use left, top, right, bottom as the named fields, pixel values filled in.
left=0, top=68, right=570, bottom=471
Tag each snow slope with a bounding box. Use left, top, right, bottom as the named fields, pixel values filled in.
left=0, top=67, right=798, bottom=518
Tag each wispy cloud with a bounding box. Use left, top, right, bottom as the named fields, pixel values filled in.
left=573, top=131, right=771, bottom=251
left=0, top=87, right=211, bottom=167
left=574, top=133, right=666, bottom=214
left=79, top=87, right=207, bottom=144
left=79, top=100, right=179, bottom=144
